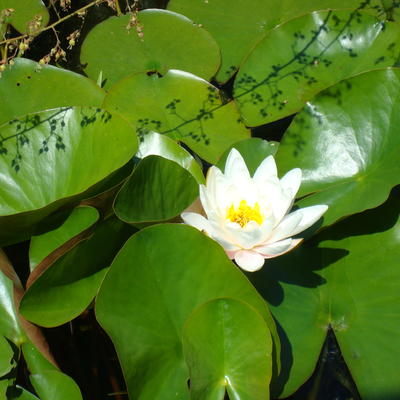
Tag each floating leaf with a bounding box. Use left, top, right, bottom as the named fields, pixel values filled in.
left=7, top=386, right=40, bottom=399
left=0, top=59, right=105, bottom=126
left=234, top=10, right=400, bottom=125
left=29, top=206, right=99, bottom=272
left=0, top=0, right=49, bottom=34
left=0, top=336, right=14, bottom=377
left=96, top=224, right=279, bottom=400
left=183, top=298, right=272, bottom=400
left=249, top=190, right=400, bottom=399
left=114, top=155, right=199, bottom=224
left=20, top=217, right=134, bottom=327
left=168, top=0, right=384, bottom=83
left=276, top=68, right=400, bottom=226
left=137, top=131, right=204, bottom=184
left=80, top=9, right=220, bottom=88
left=0, top=106, right=137, bottom=245
left=103, top=69, right=249, bottom=163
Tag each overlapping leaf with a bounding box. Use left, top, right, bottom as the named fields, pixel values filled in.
left=168, top=0, right=384, bottom=83
left=96, top=224, right=279, bottom=400
left=81, top=9, right=220, bottom=88
left=249, top=189, right=400, bottom=399
left=276, top=68, right=400, bottom=226
left=234, top=10, right=400, bottom=125
left=103, top=69, right=249, bottom=163
left=0, top=106, right=137, bottom=245
left=183, top=298, right=272, bottom=400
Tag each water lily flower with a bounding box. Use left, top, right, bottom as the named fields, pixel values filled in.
left=181, top=148, right=328, bottom=272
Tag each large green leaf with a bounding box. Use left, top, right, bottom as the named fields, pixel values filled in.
left=0, top=0, right=49, bottom=34
left=234, top=10, right=400, bottom=126
left=137, top=131, right=204, bottom=184
left=168, top=0, right=384, bottom=83
left=276, top=68, right=400, bottom=226
left=96, top=223, right=279, bottom=400
left=22, top=343, right=82, bottom=400
left=29, top=206, right=99, bottom=272
left=103, top=69, right=249, bottom=163
left=249, top=189, right=400, bottom=399
left=183, top=298, right=272, bottom=400
left=0, top=106, right=137, bottom=245
left=80, top=9, right=220, bottom=88
left=20, top=217, right=134, bottom=327
left=0, top=59, right=105, bottom=126
left=114, top=155, right=199, bottom=224
left=7, top=386, right=40, bottom=400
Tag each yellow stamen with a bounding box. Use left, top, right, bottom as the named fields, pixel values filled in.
left=226, top=200, right=263, bottom=227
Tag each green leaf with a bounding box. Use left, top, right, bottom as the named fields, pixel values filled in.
left=234, top=10, right=400, bottom=126
left=0, top=336, right=14, bottom=377
left=216, top=138, right=278, bottom=175
left=249, top=189, right=400, bottom=399
left=168, top=0, right=384, bottom=83
left=80, top=10, right=220, bottom=89
left=29, top=206, right=99, bottom=272
left=7, top=386, right=40, bottom=400
left=114, top=155, right=199, bottom=224
left=96, top=223, right=279, bottom=400
left=0, top=0, right=49, bottom=34
left=137, top=131, right=205, bottom=184
left=103, top=69, right=249, bottom=163
left=0, top=268, right=25, bottom=345
left=0, top=106, right=137, bottom=246
left=20, top=217, right=134, bottom=327
left=276, top=68, right=400, bottom=226
left=183, top=298, right=272, bottom=400
left=23, top=343, right=82, bottom=400
left=0, top=58, right=105, bottom=126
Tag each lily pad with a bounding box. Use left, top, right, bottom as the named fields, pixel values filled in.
left=183, top=298, right=272, bottom=400
left=0, top=336, right=13, bottom=377
left=20, top=217, right=134, bottom=327
left=234, top=10, right=400, bottom=126
left=0, top=0, right=49, bottom=34
left=0, top=58, right=105, bottom=126
left=80, top=9, right=221, bottom=88
left=137, top=131, right=204, bottom=184
left=249, top=189, right=400, bottom=399
left=96, top=223, right=279, bottom=400
left=276, top=68, right=400, bottom=226
left=114, top=155, right=199, bottom=224
left=0, top=106, right=137, bottom=245
left=29, top=206, right=99, bottom=272
left=103, top=69, right=249, bottom=163
left=168, top=0, right=384, bottom=83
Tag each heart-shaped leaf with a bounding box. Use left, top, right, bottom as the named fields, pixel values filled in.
left=96, top=223, right=279, bottom=400
left=276, top=68, right=400, bottom=226
left=80, top=9, right=220, bottom=88
left=183, top=298, right=272, bottom=400
left=103, top=69, right=249, bottom=163
left=114, top=155, right=199, bottom=224
left=234, top=10, right=400, bottom=126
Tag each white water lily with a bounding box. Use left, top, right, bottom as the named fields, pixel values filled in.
left=181, top=148, right=328, bottom=272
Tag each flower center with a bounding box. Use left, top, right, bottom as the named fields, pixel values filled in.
left=226, top=200, right=263, bottom=227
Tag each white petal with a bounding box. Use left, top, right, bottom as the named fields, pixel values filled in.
left=284, top=205, right=328, bottom=237
left=224, top=148, right=250, bottom=182
left=234, top=250, right=265, bottom=272
left=268, top=211, right=303, bottom=242
left=181, top=212, right=211, bottom=233
left=256, top=238, right=303, bottom=259
left=224, top=221, right=265, bottom=249
left=253, top=155, right=277, bottom=182
left=280, top=168, right=302, bottom=197
left=270, top=188, right=294, bottom=226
